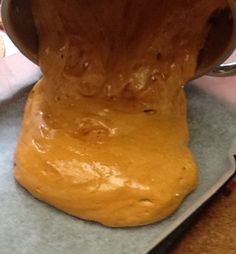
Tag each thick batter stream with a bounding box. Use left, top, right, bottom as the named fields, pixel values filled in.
left=15, top=0, right=227, bottom=227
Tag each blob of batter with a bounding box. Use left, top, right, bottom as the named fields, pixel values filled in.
left=15, top=0, right=227, bottom=227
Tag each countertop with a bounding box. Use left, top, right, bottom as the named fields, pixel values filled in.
left=170, top=187, right=236, bottom=254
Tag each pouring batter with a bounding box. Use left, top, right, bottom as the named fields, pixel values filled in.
left=15, top=0, right=226, bottom=227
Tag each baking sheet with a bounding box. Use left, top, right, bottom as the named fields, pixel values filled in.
left=0, top=84, right=236, bottom=254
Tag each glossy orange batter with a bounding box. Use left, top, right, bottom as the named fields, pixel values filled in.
left=15, top=0, right=227, bottom=227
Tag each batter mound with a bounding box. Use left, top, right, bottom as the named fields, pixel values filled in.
left=15, top=0, right=226, bottom=227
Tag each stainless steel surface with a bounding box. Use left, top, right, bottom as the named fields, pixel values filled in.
left=1, top=0, right=38, bottom=63
left=210, top=61, right=236, bottom=76
left=1, top=0, right=236, bottom=77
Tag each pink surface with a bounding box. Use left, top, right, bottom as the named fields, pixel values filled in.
left=194, top=75, right=236, bottom=108
left=0, top=53, right=41, bottom=99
